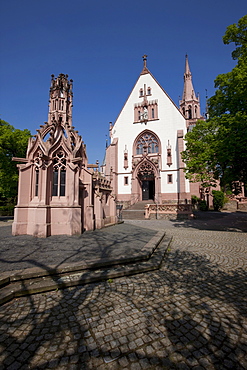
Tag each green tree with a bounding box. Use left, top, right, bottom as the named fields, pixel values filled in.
left=181, top=120, right=219, bottom=187
left=0, top=120, right=31, bottom=206
left=223, top=14, right=247, bottom=60
left=182, top=15, right=247, bottom=191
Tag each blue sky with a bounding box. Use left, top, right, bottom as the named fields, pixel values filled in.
left=0, top=0, right=246, bottom=164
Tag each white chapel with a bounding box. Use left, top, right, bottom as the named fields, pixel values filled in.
left=102, top=55, right=203, bottom=208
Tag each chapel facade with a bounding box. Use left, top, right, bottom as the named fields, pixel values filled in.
left=102, top=55, right=204, bottom=207
left=12, top=74, right=117, bottom=237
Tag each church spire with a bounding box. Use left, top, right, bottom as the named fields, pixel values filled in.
left=182, top=54, right=195, bottom=101
left=179, top=55, right=203, bottom=130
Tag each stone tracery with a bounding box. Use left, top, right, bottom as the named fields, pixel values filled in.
left=137, top=161, right=155, bottom=177
left=136, top=132, right=159, bottom=154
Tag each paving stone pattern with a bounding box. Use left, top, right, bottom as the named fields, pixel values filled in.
left=0, top=223, right=157, bottom=272
left=0, top=217, right=247, bottom=369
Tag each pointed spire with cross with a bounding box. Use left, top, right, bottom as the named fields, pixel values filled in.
left=141, top=54, right=149, bottom=75
left=179, top=54, right=203, bottom=128
left=143, top=54, right=147, bottom=67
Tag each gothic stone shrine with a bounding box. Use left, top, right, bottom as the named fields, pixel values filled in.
left=12, top=74, right=117, bottom=237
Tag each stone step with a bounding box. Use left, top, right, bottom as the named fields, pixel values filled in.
left=122, top=200, right=155, bottom=219
left=128, top=200, right=155, bottom=210
left=122, top=210, right=146, bottom=220
left=0, top=231, right=172, bottom=306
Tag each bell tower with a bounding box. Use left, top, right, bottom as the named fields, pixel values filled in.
left=48, top=73, right=73, bottom=126
left=179, top=55, right=203, bottom=130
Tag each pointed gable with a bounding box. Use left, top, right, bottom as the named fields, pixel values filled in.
left=112, top=56, right=183, bottom=134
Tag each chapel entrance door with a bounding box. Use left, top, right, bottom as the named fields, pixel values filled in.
left=142, top=179, right=155, bottom=200
left=137, top=160, right=155, bottom=201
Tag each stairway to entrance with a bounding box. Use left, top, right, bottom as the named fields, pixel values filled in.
left=122, top=200, right=155, bottom=220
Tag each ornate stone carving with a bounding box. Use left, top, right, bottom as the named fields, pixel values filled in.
left=145, top=203, right=193, bottom=219
left=136, top=132, right=159, bottom=155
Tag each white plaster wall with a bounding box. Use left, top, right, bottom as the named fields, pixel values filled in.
left=111, top=72, right=187, bottom=195
left=118, top=173, right=132, bottom=194
left=185, top=177, right=190, bottom=193
left=160, top=171, right=178, bottom=194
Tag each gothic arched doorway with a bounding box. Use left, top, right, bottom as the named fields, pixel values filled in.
left=137, top=161, right=155, bottom=201
left=131, top=130, right=161, bottom=204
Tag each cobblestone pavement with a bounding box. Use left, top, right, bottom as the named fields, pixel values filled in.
left=0, top=223, right=157, bottom=272
left=0, top=217, right=247, bottom=369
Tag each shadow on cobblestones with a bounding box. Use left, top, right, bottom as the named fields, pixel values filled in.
left=171, top=211, right=247, bottom=233
left=120, top=249, right=247, bottom=368
left=0, top=223, right=156, bottom=272
left=0, top=234, right=246, bottom=368
left=0, top=225, right=155, bottom=369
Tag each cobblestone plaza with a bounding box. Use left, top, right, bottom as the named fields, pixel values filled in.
left=0, top=214, right=246, bottom=369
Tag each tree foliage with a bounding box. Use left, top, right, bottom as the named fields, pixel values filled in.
left=0, top=120, right=31, bottom=204
left=223, top=14, right=247, bottom=60
left=181, top=120, right=219, bottom=187
left=182, top=15, right=247, bottom=191
left=212, top=190, right=225, bottom=211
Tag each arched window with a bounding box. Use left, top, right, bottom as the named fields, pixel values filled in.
left=33, top=150, right=44, bottom=198
left=136, top=132, right=159, bottom=155
left=188, top=105, right=192, bottom=119
left=52, top=150, right=66, bottom=197
left=35, top=168, right=39, bottom=196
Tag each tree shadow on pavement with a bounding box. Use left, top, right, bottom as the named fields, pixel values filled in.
left=0, top=223, right=156, bottom=272
left=0, top=227, right=246, bottom=369
left=105, top=248, right=247, bottom=368
left=0, top=223, right=156, bottom=369
left=171, top=211, right=247, bottom=233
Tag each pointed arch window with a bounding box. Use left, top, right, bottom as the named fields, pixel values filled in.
left=33, top=150, right=45, bottom=198
left=35, top=168, right=39, bottom=197
left=136, top=132, right=159, bottom=155
left=188, top=105, right=192, bottom=119
left=52, top=150, right=66, bottom=197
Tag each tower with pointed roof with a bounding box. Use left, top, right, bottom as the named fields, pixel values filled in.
left=48, top=73, right=73, bottom=127
left=179, top=55, right=204, bottom=130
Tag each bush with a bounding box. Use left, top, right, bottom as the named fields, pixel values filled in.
left=199, top=200, right=208, bottom=211
left=212, top=190, right=225, bottom=211
left=0, top=205, right=14, bottom=216
left=191, top=195, right=200, bottom=205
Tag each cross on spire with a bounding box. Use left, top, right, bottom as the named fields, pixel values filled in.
left=142, top=54, right=148, bottom=68
left=141, top=55, right=149, bottom=75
